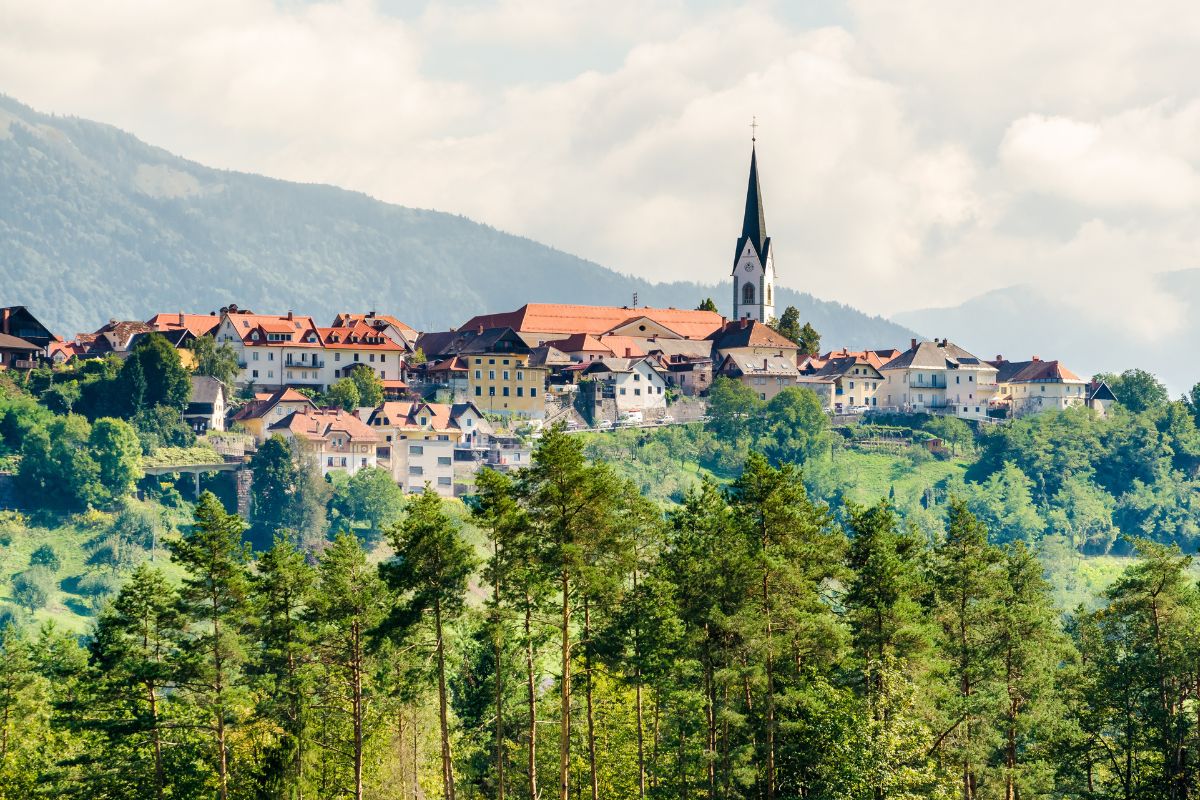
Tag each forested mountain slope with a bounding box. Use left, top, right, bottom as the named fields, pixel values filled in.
left=0, top=94, right=916, bottom=347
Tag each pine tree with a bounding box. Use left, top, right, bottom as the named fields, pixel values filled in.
left=251, top=535, right=317, bottom=798
left=170, top=491, right=252, bottom=800
left=87, top=564, right=184, bottom=800
left=310, top=532, right=390, bottom=800
left=381, top=488, right=477, bottom=800
left=929, top=499, right=1004, bottom=800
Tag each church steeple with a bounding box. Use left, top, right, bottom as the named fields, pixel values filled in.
left=731, top=133, right=776, bottom=323
left=740, top=145, right=768, bottom=259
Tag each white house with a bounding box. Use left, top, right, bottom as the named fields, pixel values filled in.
left=581, top=357, right=669, bottom=416
left=269, top=408, right=380, bottom=478
left=879, top=339, right=998, bottom=420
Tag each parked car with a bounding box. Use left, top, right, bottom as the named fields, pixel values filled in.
left=660, top=414, right=675, bottom=424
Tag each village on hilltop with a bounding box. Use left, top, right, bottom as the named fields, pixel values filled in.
left=0, top=145, right=1115, bottom=499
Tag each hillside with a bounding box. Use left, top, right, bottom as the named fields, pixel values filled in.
left=0, top=94, right=917, bottom=347
left=892, top=269, right=1200, bottom=393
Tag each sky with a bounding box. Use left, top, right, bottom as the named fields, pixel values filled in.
left=2, top=0, right=1199, bottom=339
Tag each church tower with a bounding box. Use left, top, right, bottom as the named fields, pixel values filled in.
left=731, top=139, right=775, bottom=322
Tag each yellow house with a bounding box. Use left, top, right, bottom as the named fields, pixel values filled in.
left=455, top=328, right=548, bottom=419
left=229, top=387, right=316, bottom=442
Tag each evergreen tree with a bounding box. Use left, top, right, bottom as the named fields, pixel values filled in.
left=696, top=298, right=719, bottom=312
left=170, top=492, right=252, bottom=800
left=310, top=532, right=390, bottom=800
left=189, top=335, right=241, bottom=387
left=798, top=322, right=821, bottom=357
left=381, top=489, right=477, bottom=800
left=251, top=535, right=318, bottom=798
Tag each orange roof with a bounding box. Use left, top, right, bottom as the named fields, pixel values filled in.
left=317, top=322, right=403, bottom=350
left=331, top=312, right=417, bottom=336
left=820, top=347, right=900, bottom=371
left=271, top=409, right=379, bottom=443
left=225, top=311, right=323, bottom=347
left=368, top=401, right=455, bottom=433
left=232, top=387, right=314, bottom=421
left=555, top=333, right=612, bottom=354
left=459, top=303, right=724, bottom=340
left=146, top=312, right=221, bottom=338
left=596, top=334, right=646, bottom=358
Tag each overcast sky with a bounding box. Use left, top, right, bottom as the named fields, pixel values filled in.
left=3, top=0, right=1198, bottom=338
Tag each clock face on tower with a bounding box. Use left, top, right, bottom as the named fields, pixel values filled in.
left=743, top=263, right=754, bottom=272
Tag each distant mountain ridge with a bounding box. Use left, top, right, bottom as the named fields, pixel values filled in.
left=0, top=94, right=917, bottom=348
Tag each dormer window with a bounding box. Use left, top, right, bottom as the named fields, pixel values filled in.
left=251, top=330, right=260, bottom=341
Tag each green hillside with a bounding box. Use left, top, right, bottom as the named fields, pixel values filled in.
left=0, top=94, right=916, bottom=347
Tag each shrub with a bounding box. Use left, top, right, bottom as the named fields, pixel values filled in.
left=12, top=567, right=55, bottom=611
left=29, top=544, right=60, bottom=571
left=73, top=572, right=123, bottom=598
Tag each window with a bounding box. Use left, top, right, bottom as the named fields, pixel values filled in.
left=489, top=370, right=495, bottom=380
left=354, top=354, right=360, bottom=362
left=620, top=388, right=626, bottom=395
left=327, top=457, right=334, bottom=466
left=437, top=456, right=452, bottom=466
left=488, top=358, right=495, bottom=365
left=409, top=466, right=424, bottom=475
left=437, top=477, right=452, bottom=487
left=743, top=282, right=755, bottom=304
left=340, top=458, right=347, bottom=467
left=475, top=370, right=482, bottom=379
left=268, top=352, right=275, bottom=361
left=252, top=352, right=260, bottom=361
left=267, top=370, right=274, bottom=378
left=287, top=371, right=293, bottom=379
left=849, top=381, right=855, bottom=389
left=634, top=388, right=641, bottom=396
left=517, top=387, right=524, bottom=397
left=410, top=445, right=424, bottom=455
left=252, top=369, right=259, bottom=378
left=475, top=358, right=482, bottom=365
left=335, top=353, right=341, bottom=361
left=516, top=371, right=523, bottom=381
left=380, top=355, right=386, bottom=362
left=531, top=388, right=537, bottom=397
left=369, top=354, right=375, bottom=362
left=489, top=387, right=496, bottom=397
left=503, top=371, right=510, bottom=381
left=502, top=387, right=510, bottom=397
left=503, top=359, right=510, bottom=365
left=475, top=386, right=482, bottom=396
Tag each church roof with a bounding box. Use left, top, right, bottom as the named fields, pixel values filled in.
left=735, top=146, right=771, bottom=265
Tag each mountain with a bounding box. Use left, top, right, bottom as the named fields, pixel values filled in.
left=0, top=94, right=916, bottom=348
left=892, top=269, right=1200, bottom=394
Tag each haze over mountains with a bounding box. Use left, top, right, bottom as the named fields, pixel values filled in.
left=0, top=94, right=914, bottom=349
left=895, top=269, right=1200, bottom=394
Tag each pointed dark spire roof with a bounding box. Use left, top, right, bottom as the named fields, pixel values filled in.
left=733, top=145, right=771, bottom=270
left=742, top=145, right=767, bottom=254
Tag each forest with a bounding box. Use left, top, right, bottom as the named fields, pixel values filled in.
left=0, top=424, right=1199, bottom=799
left=3, top=339, right=1200, bottom=798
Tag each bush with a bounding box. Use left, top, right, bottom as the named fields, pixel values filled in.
left=73, top=572, right=123, bottom=599
left=11, top=567, right=55, bottom=611
left=29, top=544, right=60, bottom=571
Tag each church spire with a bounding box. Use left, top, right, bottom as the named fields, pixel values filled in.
left=741, top=143, right=768, bottom=259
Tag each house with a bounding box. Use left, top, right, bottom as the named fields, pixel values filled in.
left=48, top=339, right=87, bottom=365
left=708, top=318, right=799, bottom=360
left=820, top=347, right=902, bottom=371
left=229, top=387, right=317, bottom=442
left=269, top=408, right=380, bottom=478
left=316, top=320, right=405, bottom=385
left=213, top=306, right=326, bottom=390
left=717, top=353, right=799, bottom=401
left=661, top=354, right=714, bottom=396
left=330, top=312, right=419, bottom=348
left=0, top=334, right=40, bottom=371
left=457, top=328, right=549, bottom=419
left=367, top=401, right=483, bottom=496
left=879, top=339, right=998, bottom=420
left=185, top=376, right=228, bottom=434
left=989, top=356, right=1088, bottom=418
left=0, top=306, right=55, bottom=351
left=1086, top=380, right=1117, bottom=417
left=422, top=356, right=470, bottom=401
left=579, top=357, right=669, bottom=417
left=805, top=355, right=885, bottom=411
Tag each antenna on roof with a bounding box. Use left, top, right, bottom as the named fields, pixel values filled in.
left=750, top=115, right=757, bottom=144
left=632, top=292, right=638, bottom=307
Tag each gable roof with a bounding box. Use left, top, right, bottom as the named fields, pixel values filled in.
left=458, top=304, right=724, bottom=341
left=809, top=355, right=883, bottom=380
left=368, top=401, right=456, bottom=433
left=1007, top=359, right=1083, bottom=384
left=719, top=353, right=799, bottom=378
left=189, top=375, right=226, bottom=405
left=820, top=347, right=900, bottom=371
left=881, top=340, right=993, bottom=372
left=270, top=409, right=379, bottom=443
left=709, top=319, right=797, bottom=351
left=330, top=312, right=418, bottom=339
left=222, top=310, right=323, bottom=347
left=146, top=312, right=221, bottom=338
left=230, top=386, right=315, bottom=421
left=317, top=321, right=404, bottom=350
left=0, top=333, right=40, bottom=352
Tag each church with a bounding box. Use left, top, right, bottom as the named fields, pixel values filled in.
left=730, top=140, right=776, bottom=323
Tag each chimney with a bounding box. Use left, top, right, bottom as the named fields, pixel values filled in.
left=286, top=311, right=294, bottom=321
left=477, top=324, right=484, bottom=335
left=996, top=355, right=1003, bottom=362
left=178, top=312, right=185, bottom=326
left=1032, top=355, right=1040, bottom=362
left=625, top=347, right=632, bottom=358
left=0, top=307, right=8, bottom=333
left=741, top=318, right=749, bottom=329
left=763, top=358, right=769, bottom=370
left=910, top=338, right=917, bottom=350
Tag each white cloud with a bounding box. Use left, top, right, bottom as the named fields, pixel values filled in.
left=1, top=0, right=1199, bottom=347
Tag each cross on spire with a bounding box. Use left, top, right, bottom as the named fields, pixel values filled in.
left=750, top=115, right=758, bottom=143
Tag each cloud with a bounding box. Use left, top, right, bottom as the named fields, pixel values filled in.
left=0, top=0, right=1199, bottom=347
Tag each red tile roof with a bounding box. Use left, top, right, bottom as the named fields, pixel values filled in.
left=459, top=303, right=724, bottom=340
left=231, top=387, right=315, bottom=421
left=709, top=319, right=797, bottom=350
left=317, top=321, right=404, bottom=350
left=368, top=401, right=456, bottom=433
left=270, top=408, right=379, bottom=443
left=225, top=311, right=323, bottom=347
left=146, top=312, right=221, bottom=338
